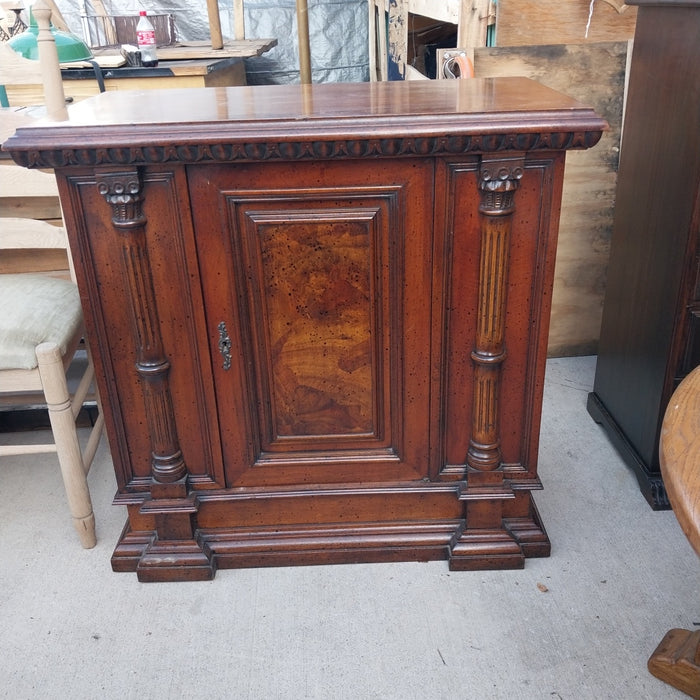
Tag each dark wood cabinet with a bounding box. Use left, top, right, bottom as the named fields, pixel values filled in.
left=587, top=0, right=700, bottom=509
left=6, top=79, right=605, bottom=581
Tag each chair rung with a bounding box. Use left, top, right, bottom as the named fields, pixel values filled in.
left=0, top=443, right=58, bottom=456
left=82, top=412, right=105, bottom=474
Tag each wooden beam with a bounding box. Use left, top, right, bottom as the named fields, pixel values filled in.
left=33, top=0, right=68, bottom=121
left=206, top=0, right=224, bottom=49
left=296, top=0, right=312, bottom=83
left=233, top=0, right=245, bottom=40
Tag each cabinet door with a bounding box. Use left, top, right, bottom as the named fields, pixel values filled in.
left=188, top=159, right=434, bottom=487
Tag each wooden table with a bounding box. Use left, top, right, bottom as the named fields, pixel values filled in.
left=5, top=79, right=605, bottom=581
left=3, top=38, right=277, bottom=106
left=648, top=365, right=700, bottom=698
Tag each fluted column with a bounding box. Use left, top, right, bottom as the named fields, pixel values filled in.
left=97, top=169, right=187, bottom=495
left=466, top=155, right=524, bottom=472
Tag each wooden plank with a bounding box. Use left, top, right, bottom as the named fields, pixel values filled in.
left=233, top=0, right=246, bottom=40
left=457, top=0, right=491, bottom=49
left=0, top=196, right=62, bottom=220
left=0, top=43, right=43, bottom=86
left=0, top=249, right=69, bottom=274
left=155, top=39, right=277, bottom=60
left=63, top=54, right=127, bottom=69
left=496, top=0, right=637, bottom=46
left=0, top=162, right=59, bottom=197
left=206, top=0, right=224, bottom=49
left=3, top=57, right=251, bottom=106
left=388, top=0, right=408, bottom=79
left=0, top=217, right=65, bottom=248
left=475, top=42, right=629, bottom=356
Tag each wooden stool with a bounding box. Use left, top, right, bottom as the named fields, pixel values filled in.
left=648, top=365, right=700, bottom=698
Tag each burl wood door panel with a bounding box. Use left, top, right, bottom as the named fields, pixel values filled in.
left=188, top=159, right=435, bottom=487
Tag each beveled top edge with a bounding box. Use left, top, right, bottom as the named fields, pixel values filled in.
left=3, top=79, right=607, bottom=168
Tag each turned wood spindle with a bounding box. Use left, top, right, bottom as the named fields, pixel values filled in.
left=467, top=155, right=524, bottom=472
left=96, top=170, right=188, bottom=489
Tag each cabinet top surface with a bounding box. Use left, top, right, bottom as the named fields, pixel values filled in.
left=4, top=78, right=606, bottom=168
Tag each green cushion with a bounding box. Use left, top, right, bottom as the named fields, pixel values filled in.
left=0, top=274, right=83, bottom=370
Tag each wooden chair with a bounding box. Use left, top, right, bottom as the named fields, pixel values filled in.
left=0, top=0, right=68, bottom=120
left=0, top=214, right=105, bottom=548
left=648, top=365, right=700, bottom=698
left=1, top=1, right=103, bottom=547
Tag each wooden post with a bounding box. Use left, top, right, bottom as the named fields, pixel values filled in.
left=296, top=0, right=312, bottom=83
left=42, top=0, right=71, bottom=32
left=233, top=0, right=245, bottom=40
left=206, top=0, right=224, bottom=49
left=32, top=0, right=68, bottom=122
left=36, top=342, right=96, bottom=548
left=368, top=0, right=377, bottom=81
left=91, top=0, right=118, bottom=47
left=457, top=0, right=491, bottom=49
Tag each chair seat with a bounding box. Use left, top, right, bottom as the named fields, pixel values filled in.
left=0, top=273, right=82, bottom=370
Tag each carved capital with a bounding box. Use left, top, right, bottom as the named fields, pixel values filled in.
left=478, top=158, right=524, bottom=215
left=96, top=170, right=143, bottom=226
left=467, top=155, right=525, bottom=473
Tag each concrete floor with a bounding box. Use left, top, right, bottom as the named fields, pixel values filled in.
left=0, top=356, right=697, bottom=699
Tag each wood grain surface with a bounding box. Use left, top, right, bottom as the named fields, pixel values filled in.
left=475, top=42, right=628, bottom=355
left=496, top=0, right=637, bottom=46
left=660, top=366, right=700, bottom=557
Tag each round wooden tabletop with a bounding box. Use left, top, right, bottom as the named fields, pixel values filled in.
left=660, top=365, right=700, bottom=558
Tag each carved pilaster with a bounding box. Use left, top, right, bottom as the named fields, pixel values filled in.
left=467, top=155, right=524, bottom=472
left=97, top=169, right=187, bottom=495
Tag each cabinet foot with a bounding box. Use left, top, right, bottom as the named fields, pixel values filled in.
left=135, top=536, right=216, bottom=582
left=648, top=628, right=700, bottom=699
left=111, top=521, right=216, bottom=582
left=587, top=392, right=671, bottom=509
left=448, top=527, right=525, bottom=571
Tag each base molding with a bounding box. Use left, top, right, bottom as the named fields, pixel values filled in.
left=448, top=526, right=525, bottom=570
left=111, top=523, right=216, bottom=582
left=648, top=628, right=700, bottom=699
left=110, top=490, right=550, bottom=581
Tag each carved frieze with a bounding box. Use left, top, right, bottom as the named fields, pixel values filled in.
left=13, top=130, right=603, bottom=170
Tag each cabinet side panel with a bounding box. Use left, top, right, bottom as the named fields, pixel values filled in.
left=436, top=155, right=563, bottom=479
left=57, top=167, right=225, bottom=491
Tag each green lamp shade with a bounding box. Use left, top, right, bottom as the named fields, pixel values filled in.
left=8, top=9, right=93, bottom=62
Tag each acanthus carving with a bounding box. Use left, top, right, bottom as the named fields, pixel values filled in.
left=12, top=129, right=603, bottom=169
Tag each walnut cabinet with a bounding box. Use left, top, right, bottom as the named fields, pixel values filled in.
left=6, top=79, right=605, bottom=581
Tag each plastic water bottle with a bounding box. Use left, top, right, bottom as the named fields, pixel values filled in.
left=136, top=11, right=158, bottom=67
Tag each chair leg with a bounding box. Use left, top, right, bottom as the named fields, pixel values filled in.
left=36, top=342, right=96, bottom=548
